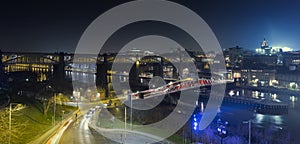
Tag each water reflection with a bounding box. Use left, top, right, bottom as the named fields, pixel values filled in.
left=254, top=114, right=283, bottom=126
left=221, top=88, right=299, bottom=131
left=290, top=96, right=298, bottom=109
left=255, top=113, right=264, bottom=124
left=200, top=102, right=204, bottom=113
left=66, top=71, right=96, bottom=84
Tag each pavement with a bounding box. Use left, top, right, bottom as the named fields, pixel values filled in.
left=89, top=109, right=172, bottom=144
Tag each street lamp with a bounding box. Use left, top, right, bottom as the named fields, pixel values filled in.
left=123, top=91, right=135, bottom=142
left=243, top=120, right=251, bottom=144
left=130, top=93, right=133, bottom=130
left=126, top=92, right=133, bottom=130
left=53, top=93, right=56, bottom=126
left=124, top=106, right=127, bottom=143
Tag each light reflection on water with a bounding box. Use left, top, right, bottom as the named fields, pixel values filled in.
left=255, top=113, right=264, bottom=124
left=254, top=114, right=283, bottom=126
left=219, top=89, right=299, bottom=130
left=66, top=71, right=96, bottom=84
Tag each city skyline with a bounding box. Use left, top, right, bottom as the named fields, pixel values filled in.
left=1, top=1, right=300, bottom=143
left=1, top=0, right=300, bottom=53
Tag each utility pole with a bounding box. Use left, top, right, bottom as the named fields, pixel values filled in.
left=77, top=96, right=79, bottom=108
left=248, top=120, right=251, bottom=144
left=9, top=103, right=12, bottom=144
left=124, top=107, right=127, bottom=143
left=243, top=120, right=251, bottom=144
left=130, top=94, right=132, bottom=130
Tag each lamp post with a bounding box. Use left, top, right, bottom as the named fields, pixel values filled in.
left=77, top=97, right=79, bottom=108
left=9, top=103, right=12, bottom=144
left=130, top=93, right=132, bottom=130
left=126, top=92, right=133, bottom=130
left=53, top=93, right=56, bottom=126
left=124, top=106, right=127, bottom=143
left=243, top=120, right=251, bottom=144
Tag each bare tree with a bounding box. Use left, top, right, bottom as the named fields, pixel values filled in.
left=0, top=106, right=28, bottom=143
left=42, top=93, right=70, bottom=115
left=42, top=96, right=53, bottom=115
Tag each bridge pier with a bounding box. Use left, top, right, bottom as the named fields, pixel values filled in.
left=96, top=63, right=110, bottom=98
left=129, top=61, right=140, bottom=92
left=53, top=53, right=65, bottom=90
left=152, top=63, right=163, bottom=77
left=96, top=59, right=109, bottom=98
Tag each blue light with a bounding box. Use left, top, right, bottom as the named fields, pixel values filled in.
left=194, top=122, right=198, bottom=127
left=192, top=113, right=202, bottom=131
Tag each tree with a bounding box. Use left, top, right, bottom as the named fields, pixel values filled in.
left=41, top=92, right=70, bottom=115
left=39, top=83, right=56, bottom=115
left=0, top=106, right=28, bottom=143
left=42, top=96, right=53, bottom=115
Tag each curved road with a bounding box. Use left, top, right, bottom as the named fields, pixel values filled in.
left=59, top=116, right=118, bottom=144
left=59, top=100, right=170, bottom=144
left=59, top=100, right=119, bottom=144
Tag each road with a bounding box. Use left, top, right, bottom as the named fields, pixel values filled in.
left=59, top=116, right=118, bottom=144
left=59, top=99, right=170, bottom=144
left=59, top=100, right=121, bottom=144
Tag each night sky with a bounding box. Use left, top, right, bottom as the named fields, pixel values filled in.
left=1, top=0, right=300, bottom=53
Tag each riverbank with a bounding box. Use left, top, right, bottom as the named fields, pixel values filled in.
left=239, top=85, right=300, bottom=96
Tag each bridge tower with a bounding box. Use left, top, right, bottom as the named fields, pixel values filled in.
left=152, top=59, right=163, bottom=77
left=129, top=61, right=140, bottom=92
left=53, top=52, right=65, bottom=89
left=96, top=54, right=110, bottom=98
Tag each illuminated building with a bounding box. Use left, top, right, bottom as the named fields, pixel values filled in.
left=223, top=46, right=243, bottom=69
left=241, top=69, right=276, bottom=87
left=282, top=51, right=300, bottom=70
left=255, top=38, right=292, bottom=56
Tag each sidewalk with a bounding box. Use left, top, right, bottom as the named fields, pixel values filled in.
left=89, top=110, right=172, bottom=144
